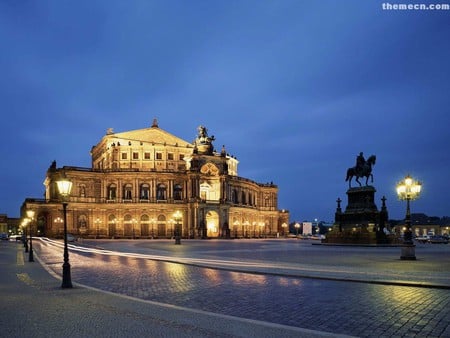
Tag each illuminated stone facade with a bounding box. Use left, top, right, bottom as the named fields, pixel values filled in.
left=22, top=120, right=289, bottom=239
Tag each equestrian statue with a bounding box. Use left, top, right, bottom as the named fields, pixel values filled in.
left=345, top=152, right=376, bottom=188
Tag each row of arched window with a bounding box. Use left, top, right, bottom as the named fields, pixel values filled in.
left=106, top=183, right=183, bottom=201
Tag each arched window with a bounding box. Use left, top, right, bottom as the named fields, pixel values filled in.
left=157, top=184, right=167, bottom=200
left=123, top=184, right=133, bottom=200
left=174, top=184, right=183, bottom=200
left=231, top=189, right=238, bottom=204
left=140, top=183, right=149, bottom=200
left=107, top=184, right=117, bottom=200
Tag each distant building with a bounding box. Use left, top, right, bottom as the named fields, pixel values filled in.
left=391, top=213, right=450, bottom=236
left=21, top=121, right=289, bottom=239
left=0, top=214, right=21, bottom=236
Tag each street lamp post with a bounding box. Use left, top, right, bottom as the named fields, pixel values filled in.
left=150, top=218, right=155, bottom=239
left=281, top=223, right=288, bottom=238
left=22, top=219, right=29, bottom=252
left=243, top=221, right=250, bottom=238
left=173, top=210, right=182, bottom=245
left=396, top=174, right=422, bottom=260
left=26, top=210, right=35, bottom=262
left=132, top=218, right=137, bottom=239
left=57, top=177, right=73, bottom=288
left=259, top=222, right=265, bottom=238
left=294, top=222, right=300, bottom=237
left=94, top=218, right=101, bottom=239
left=233, top=220, right=240, bottom=238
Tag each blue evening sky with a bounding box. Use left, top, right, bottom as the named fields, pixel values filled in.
left=1, top=1, right=449, bottom=222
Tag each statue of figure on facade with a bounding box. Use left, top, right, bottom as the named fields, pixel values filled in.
left=196, top=125, right=215, bottom=145
left=345, top=153, right=376, bottom=188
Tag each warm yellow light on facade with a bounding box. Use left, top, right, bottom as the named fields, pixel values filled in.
left=173, top=210, right=182, bottom=220
left=26, top=210, right=35, bottom=220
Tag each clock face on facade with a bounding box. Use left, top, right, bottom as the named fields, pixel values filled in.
left=200, top=163, right=219, bottom=176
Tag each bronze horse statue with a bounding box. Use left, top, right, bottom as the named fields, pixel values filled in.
left=345, top=155, right=376, bottom=188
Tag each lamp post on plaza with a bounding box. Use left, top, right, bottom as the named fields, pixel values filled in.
left=56, top=177, right=73, bottom=288
left=259, top=222, right=265, bottom=238
left=173, top=210, right=182, bottom=245
left=150, top=218, right=155, bottom=239
left=294, top=222, right=300, bottom=237
left=396, top=174, right=422, bottom=260
left=132, top=218, right=137, bottom=239
left=22, top=219, right=29, bottom=252
left=94, top=218, right=101, bottom=239
left=281, top=223, right=288, bottom=238
left=243, top=221, right=250, bottom=238
left=26, top=210, right=35, bottom=262
left=233, top=220, right=240, bottom=238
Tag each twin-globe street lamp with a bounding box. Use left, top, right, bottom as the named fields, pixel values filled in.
left=173, top=210, right=182, bottom=245
left=56, top=178, right=73, bottom=288
left=21, top=218, right=29, bottom=253
left=281, top=223, right=288, bottom=237
left=26, top=210, right=35, bottom=262
left=294, top=222, right=300, bottom=237
left=396, top=174, right=422, bottom=260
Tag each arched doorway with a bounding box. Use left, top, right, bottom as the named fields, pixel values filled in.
left=206, top=210, right=219, bottom=238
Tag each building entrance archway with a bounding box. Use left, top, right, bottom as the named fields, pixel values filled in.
left=206, top=210, right=219, bottom=237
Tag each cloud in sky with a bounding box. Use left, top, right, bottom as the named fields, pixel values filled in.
left=1, top=0, right=449, bottom=221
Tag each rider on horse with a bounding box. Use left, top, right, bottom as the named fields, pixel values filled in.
left=356, top=152, right=366, bottom=176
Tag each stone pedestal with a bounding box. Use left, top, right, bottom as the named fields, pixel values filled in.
left=325, top=186, right=392, bottom=245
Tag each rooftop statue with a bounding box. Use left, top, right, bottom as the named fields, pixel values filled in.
left=194, top=125, right=216, bottom=155
left=196, top=125, right=215, bottom=145
left=345, top=152, right=376, bottom=188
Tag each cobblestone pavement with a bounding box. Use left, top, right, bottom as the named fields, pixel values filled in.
left=34, top=239, right=450, bottom=337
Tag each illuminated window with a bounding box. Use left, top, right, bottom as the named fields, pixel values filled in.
left=123, top=184, right=132, bottom=200
left=174, top=184, right=183, bottom=200
left=157, top=184, right=166, bottom=200
left=107, top=184, right=117, bottom=200
left=140, top=184, right=149, bottom=200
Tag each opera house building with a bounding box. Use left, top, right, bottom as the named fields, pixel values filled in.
left=21, top=120, right=289, bottom=239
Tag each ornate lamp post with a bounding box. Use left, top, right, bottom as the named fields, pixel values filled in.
left=57, top=177, right=73, bottom=288
left=294, top=222, right=300, bottom=237
left=233, top=220, right=240, bottom=238
left=150, top=218, right=155, bottom=239
left=94, top=218, right=102, bottom=239
left=259, top=222, right=265, bottom=238
left=396, top=174, right=422, bottom=260
left=26, top=210, right=35, bottom=262
left=22, top=218, right=29, bottom=252
left=132, top=218, right=137, bottom=239
left=281, top=223, right=288, bottom=237
left=173, top=210, right=182, bottom=245
left=243, top=221, right=250, bottom=238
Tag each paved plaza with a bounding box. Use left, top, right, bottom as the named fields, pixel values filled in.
left=1, top=239, right=450, bottom=337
